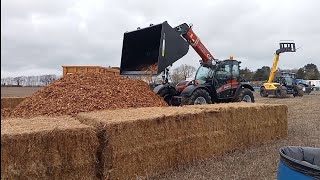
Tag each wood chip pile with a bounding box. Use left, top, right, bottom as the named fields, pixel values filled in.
left=1, top=97, right=26, bottom=109
left=77, top=103, right=288, bottom=179
left=1, top=116, right=99, bottom=179
left=141, top=63, right=158, bottom=72
left=7, top=72, right=167, bottom=118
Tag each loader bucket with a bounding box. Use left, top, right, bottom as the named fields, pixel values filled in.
left=120, top=21, right=189, bottom=75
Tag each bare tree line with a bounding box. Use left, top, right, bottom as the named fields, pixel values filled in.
left=1, top=64, right=198, bottom=87
left=1, top=74, right=61, bottom=87
left=123, top=64, right=197, bottom=87
left=169, top=64, right=197, bottom=85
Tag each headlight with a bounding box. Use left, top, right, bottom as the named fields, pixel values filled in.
left=302, top=87, right=306, bottom=91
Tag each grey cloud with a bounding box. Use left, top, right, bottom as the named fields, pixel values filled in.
left=1, top=0, right=320, bottom=77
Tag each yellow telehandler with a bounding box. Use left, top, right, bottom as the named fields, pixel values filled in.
left=260, top=42, right=303, bottom=98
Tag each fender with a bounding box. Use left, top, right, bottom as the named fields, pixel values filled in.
left=234, top=82, right=255, bottom=97
left=280, top=85, right=287, bottom=91
left=153, top=84, right=177, bottom=96
left=153, top=84, right=166, bottom=94
left=179, top=84, right=210, bottom=97
left=240, top=82, right=254, bottom=91
left=295, top=84, right=304, bottom=90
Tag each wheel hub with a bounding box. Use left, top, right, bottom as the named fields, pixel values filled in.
left=194, top=97, right=207, bottom=105
left=242, top=95, right=252, bottom=102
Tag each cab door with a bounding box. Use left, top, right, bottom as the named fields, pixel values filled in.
left=230, top=60, right=240, bottom=96
left=215, top=61, right=233, bottom=98
left=215, top=60, right=240, bottom=98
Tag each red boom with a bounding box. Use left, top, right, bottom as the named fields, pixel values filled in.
left=182, top=27, right=216, bottom=64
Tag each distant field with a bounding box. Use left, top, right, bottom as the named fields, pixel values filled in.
left=1, top=87, right=43, bottom=97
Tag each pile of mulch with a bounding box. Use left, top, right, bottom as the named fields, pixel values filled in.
left=141, top=63, right=158, bottom=71
left=8, top=72, right=167, bottom=118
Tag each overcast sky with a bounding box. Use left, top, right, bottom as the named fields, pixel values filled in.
left=1, top=0, right=320, bottom=77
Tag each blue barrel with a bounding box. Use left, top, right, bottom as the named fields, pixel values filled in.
left=277, top=146, right=320, bottom=180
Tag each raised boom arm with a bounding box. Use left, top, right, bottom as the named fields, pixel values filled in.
left=267, top=42, right=296, bottom=83
left=267, top=54, right=280, bottom=83
left=175, top=23, right=217, bottom=65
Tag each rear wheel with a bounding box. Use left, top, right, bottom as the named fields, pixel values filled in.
left=234, top=88, right=255, bottom=103
left=260, top=87, right=268, bottom=97
left=276, top=87, right=287, bottom=98
left=181, top=89, right=212, bottom=105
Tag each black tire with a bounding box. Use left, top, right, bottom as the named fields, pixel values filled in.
left=181, top=89, right=212, bottom=105
left=293, top=85, right=304, bottom=97
left=276, top=87, right=287, bottom=98
left=234, top=88, right=255, bottom=103
left=260, top=86, right=268, bottom=97
left=158, top=89, right=172, bottom=105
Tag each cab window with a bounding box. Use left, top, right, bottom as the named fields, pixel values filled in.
left=232, top=64, right=239, bottom=77
left=217, top=64, right=231, bottom=77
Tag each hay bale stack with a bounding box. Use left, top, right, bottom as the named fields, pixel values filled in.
left=1, top=97, right=26, bottom=109
left=77, top=103, right=288, bottom=179
left=1, top=117, right=99, bottom=180
left=188, top=103, right=288, bottom=149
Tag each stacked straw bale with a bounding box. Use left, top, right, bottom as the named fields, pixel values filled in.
left=1, top=97, right=26, bottom=109
left=1, top=116, right=99, bottom=180
left=77, top=103, right=288, bottom=179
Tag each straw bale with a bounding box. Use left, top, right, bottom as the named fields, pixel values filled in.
left=77, top=103, right=287, bottom=179
left=1, top=97, right=26, bottom=109
left=1, top=116, right=99, bottom=180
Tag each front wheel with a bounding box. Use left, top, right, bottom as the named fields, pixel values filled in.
left=275, top=86, right=287, bottom=98
left=293, top=85, right=304, bottom=97
left=234, top=88, right=255, bottom=103
left=181, top=89, right=212, bottom=105
left=260, top=86, right=268, bottom=97
left=157, top=88, right=174, bottom=105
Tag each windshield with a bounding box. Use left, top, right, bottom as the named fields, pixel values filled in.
left=284, top=77, right=293, bottom=85
left=195, top=66, right=212, bottom=83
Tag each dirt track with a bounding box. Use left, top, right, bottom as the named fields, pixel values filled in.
left=152, top=92, right=320, bottom=180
